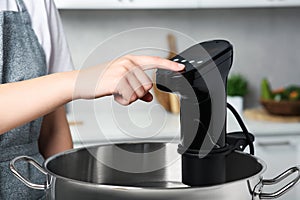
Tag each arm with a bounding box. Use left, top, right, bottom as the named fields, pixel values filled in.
left=0, top=71, right=76, bottom=134
left=0, top=55, right=184, bottom=135
left=39, top=106, right=73, bottom=158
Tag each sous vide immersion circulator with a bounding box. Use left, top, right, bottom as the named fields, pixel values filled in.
left=156, top=40, right=234, bottom=186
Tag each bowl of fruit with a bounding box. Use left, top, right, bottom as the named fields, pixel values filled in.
left=260, top=79, right=300, bottom=116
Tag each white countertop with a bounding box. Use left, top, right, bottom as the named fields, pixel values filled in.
left=68, top=110, right=300, bottom=146
left=68, top=110, right=180, bottom=146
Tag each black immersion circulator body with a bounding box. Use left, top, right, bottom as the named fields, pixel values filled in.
left=156, top=40, right=233, bottom=186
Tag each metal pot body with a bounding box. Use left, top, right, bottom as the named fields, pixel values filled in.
left=10, top=142, right=300, bottom=200
left=47, top=176, right=259, bottom=200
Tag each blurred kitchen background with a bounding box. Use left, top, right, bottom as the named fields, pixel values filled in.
left=56, top=2, right=300, bottom=199
left=57, top=1, right=300, bottom=109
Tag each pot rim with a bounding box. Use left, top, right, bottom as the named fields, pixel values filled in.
left=44, top=140, right=267, bottom=191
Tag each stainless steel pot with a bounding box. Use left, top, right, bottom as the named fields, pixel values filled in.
left=10, top=142, right=300, bottom=200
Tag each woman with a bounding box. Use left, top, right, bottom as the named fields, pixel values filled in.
left=0, top=0, right=184, bottom=199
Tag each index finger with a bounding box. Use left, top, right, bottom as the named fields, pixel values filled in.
left=128, top=55, right=185, bottom=71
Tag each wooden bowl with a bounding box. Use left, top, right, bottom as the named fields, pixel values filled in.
left=260, top=99, right=300, bottom=116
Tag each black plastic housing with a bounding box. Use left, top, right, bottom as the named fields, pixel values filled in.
left=156, top=40, right=233, bottom=186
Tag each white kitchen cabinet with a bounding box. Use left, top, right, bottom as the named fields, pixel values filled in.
left=199, top=0, right=300, bottom=8
left=254, top=135, right=300, bottom=200
left=53, top=0, right=199, bottom=9
left=54, top=0, right=300, bottom=9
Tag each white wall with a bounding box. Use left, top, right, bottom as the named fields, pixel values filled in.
left=59, top=8, right=300, bottom=108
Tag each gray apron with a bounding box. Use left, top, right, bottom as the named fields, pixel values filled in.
left=0, top=0, right=47, bottom=199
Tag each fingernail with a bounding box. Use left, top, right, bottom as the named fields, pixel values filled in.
left=178, top=63, right=185, bottom=69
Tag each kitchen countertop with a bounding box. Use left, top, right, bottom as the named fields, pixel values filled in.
left=68, top=110, right=180, bottom=147
left=68, top=110, right=300, bottom=147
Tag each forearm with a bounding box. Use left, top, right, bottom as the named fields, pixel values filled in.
left=0, top=55, right=183, bottom=135
left=39, top=106, right=73, bottom=158
left=0, top=70, right=78, bottom=134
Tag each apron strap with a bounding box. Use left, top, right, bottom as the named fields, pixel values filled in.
left=0, top=12, right=3, bottom=84
left=15, top=0, right=31, bottom=25
left=16, top=0, right=27, bottom=12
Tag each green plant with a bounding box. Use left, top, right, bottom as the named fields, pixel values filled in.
left=227, top=74, right=248, bottom=97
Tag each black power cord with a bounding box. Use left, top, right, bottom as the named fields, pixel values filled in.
left=227, top=102, right=255, bottom=155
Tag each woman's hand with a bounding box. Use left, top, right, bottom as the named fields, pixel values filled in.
left=0, top=55, right=184, bottom=134
left=74, top=55, right=185, bottom=105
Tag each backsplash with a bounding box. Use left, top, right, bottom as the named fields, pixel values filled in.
left=59, top=8, right=300, bottom=109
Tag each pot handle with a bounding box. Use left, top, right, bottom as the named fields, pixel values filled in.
left=259, top=166, right=300, bottom=199
left=9, top=156, right=51, bottom=190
